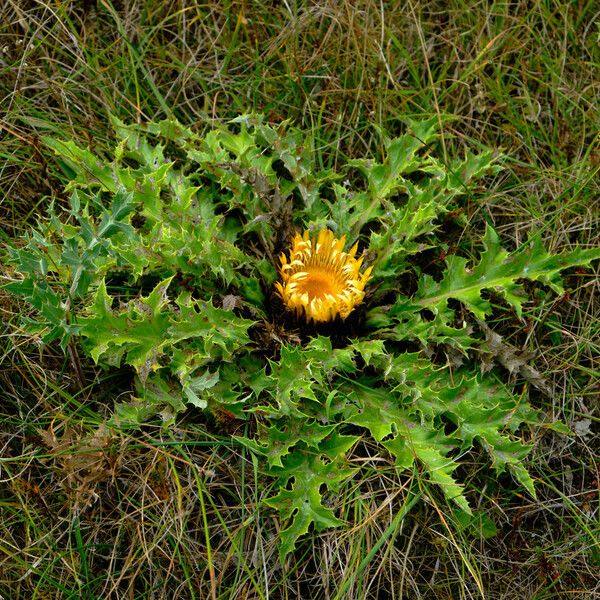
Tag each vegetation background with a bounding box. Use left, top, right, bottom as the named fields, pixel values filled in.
left=0, top=1, right=598, bottom=598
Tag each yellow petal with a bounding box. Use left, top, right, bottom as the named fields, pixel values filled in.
left=275, top=228, right=372, bottom=323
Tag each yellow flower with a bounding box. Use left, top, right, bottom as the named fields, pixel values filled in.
left=275, top=229, right=372, bottom=323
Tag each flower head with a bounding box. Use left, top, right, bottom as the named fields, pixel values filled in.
left=275, top=229, right=372, bottom=323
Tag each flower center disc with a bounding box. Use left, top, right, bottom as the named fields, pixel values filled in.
left=298, top=267, right=339, bottom=300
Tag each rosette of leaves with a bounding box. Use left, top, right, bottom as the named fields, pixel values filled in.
left=6, top=115, right=599, bottom=559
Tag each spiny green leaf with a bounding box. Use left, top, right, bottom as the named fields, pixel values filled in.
left=383, top=429, right=470, bottom=513
left=261, top=338, right=360, bottom=417
left=237, top=420, right=336, bottom=468
left=446, top=149, right=500, bottom=187
left=348, top=130, right=432, bottom=200
left=416, top=224, right=600, bottom=319
left=350, top=339, right=387, bottom=366
left=169, top=292, right=253, bottom=360
left=265, top=345, right=321, bottom=417
left=43, top=137, right=117, bottom=192
left=367, top=300, right=476, bottom=351
left=346, top=384, right=470, bottom=512
left=181, top=368, right=220, bottom=409
left=363, top=350, right=541, bottom=493
left=265, top=449, right=356, bottom=560
left=4, top=276, right=73, bottom=348
left=78, top=277, right=173, bottom=378
left=113, top=372, right=187, bottom=427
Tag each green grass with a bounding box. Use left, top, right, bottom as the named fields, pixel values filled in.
left=1, top=0, right=598, bottom=598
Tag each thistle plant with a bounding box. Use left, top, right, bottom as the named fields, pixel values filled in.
left=5, top=115, right=599, bottom=559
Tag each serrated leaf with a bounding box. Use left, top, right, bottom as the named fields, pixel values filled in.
left=237, top=420, right=336, bottom=468
left=78, top=277, right=173, bottom=379
left=383, top=429, right=470, bottom=513
left=266, top=346, right=321, bottom=416
left=169, top=292, right=253, bottom=361
left=260, top=338, right=372, bottom=418
left=367, top=300, right=476, bottom=352
left=43, top=138, right=117, bottom=192
left=348, top=129, right=432, bottom=200
left=350, top=339, right=387, bottom=366
left=265, top=449, right=355, bottom=560
left=372, top=349, right=540, bottom=488
left=416, top=225, right=600, bottom=319
left=3, top=276, right=73, bottom=348
left=347, top=384, right=470, bottom=512
left=113, top=372, right=187, bottom=427
left=182, top=369, right=220, bottom=408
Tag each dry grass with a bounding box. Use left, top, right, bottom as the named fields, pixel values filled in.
left=1, top=1, right=598, bottom=598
